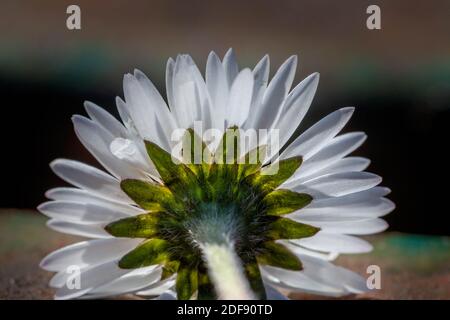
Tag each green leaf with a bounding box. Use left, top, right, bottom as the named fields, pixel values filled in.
left=257, top=241, right=302, bottom=270
left=263, top=189, right=312, bottom=216
left=267, top=217, right=320, bottom=240
left=105, top=213, right=162, bottom=238
left=176, top=264, right=198, bottom=300
left=118, top=238, right=170, bottom=269
left=246, top=157, right=302, bottom=194
left=197, top=263, right=216, bottom=300
left=242, top=256, right=267, bottom=299
left=120, top=179, right=174, bottom=211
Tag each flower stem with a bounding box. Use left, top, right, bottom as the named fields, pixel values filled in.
left=200, top=241, right=255, bottom=300
left=187, top=203, right=256, bottom=299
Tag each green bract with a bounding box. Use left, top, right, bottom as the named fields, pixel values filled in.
left=105, top=133, right=318, bottom=300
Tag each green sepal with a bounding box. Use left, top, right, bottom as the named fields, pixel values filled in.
left=118, top=238, right=170, bottom=269
left=237, top=145, right=266, bottom=180
left=256, top=241, right=302, bottom=270
left=182, top=128, right=212, bottom=177
left=197, top=263, right=216, bottom=300
left=246, top=156, right=302, bottom=194
left=214, top=126, right=240, bottom=165
left=176, top=263, right=198, bottom=300
left=145, top=141, right=202, bottom=201
left=105, top=213, right=162, bottom=238
left=263, top=189, right=312, bottom=216
left=207, top=128, right=241, bottom=197
left=120, top=179, right=176, bottom=212
left=161, top=260, right=180, bottom=280
left=205, top=163, right=240, bottom=202
left=242, top=256, right=267, bottom=299
left=267, top=217, right=320, bottom=240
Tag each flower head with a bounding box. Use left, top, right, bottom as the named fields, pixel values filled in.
left=39, top=49, right=394, bottom=300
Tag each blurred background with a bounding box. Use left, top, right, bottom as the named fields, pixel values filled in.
left=0, top=0, right=449, bottom=236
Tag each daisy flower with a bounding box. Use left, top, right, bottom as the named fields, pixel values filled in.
left=38, top=49, right=394, bottom=300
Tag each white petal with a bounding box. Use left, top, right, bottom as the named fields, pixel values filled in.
left=45, top=187, right=142, bottom=213
left=226, top=68, right=254, bottom=127
left=123, top=74, right=158, bottom=141
left=136, top=276, right=176, bottom=297
left=49, top=269, right=78, bottom=288
left=38, top=201, right=134, bottom=224
left=292, top=132, right=367, bottom=181
left=290, top=193, right=395, bottom=219
left=261, top=266, right=345, bottom=296
left=40, top=238, right=142, bottom=272
left=359, top=186, right=391, bottom=197
left=122, top=74, right=174, bottom=152
left=47, top=219, right=110, bottom=238
left=299, top=254, right=367, bottom=294
left=282, top=241, right=339, bottom=261
left=335, top=266, right=370, bottom=293
left=297, top=157, right=370, bottom=183
left=223, top=48, right=239, bottom=88
left=290, top=232, right=373, bottom=254
left=153, top=290, right=177, bottom=300
left=84, top=101, right=127, bottom=138
left=109, top=137, right=152, bottom=173
left=54, top=260, right=128, bottom=299
left=72, top=115, right=147, bottom=179
left=299, top=218, right=389, bottom=235
left=50, top=159, right=129, bottom=202
left=170, top=55, right=202, bottom=128
left=85, top=266, right=161, bottom=298
left=264, top=283, right=288, bottom=300
left=133, top=69, right=178, bottom=149
left=206, top=51, right=228, bottom=130
left=165, top=57, right=175, bottom=113
left=115, top=97, right=137, bottom=136
left=181, top=56, right=213, bottom=130
left=307, top=185, right=391, bottom=200
left=289, top=172, right=382, bottom=197
left=240, top=55, right=269, bottom=149
left=247, top=54, right=270, bottom=121
left=246, top=56, right=297, bottom=130
left=281, top=107, right=354, bottom=160
left=133, top=69, right=169, bottom=111
left=270, top=73, right=319, bottom=157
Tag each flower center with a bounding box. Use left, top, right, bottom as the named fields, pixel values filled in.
left=186, top=202, right=243, bottom=246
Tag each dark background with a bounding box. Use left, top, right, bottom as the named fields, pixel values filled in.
left=0, top=0, right=449, bottom=235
